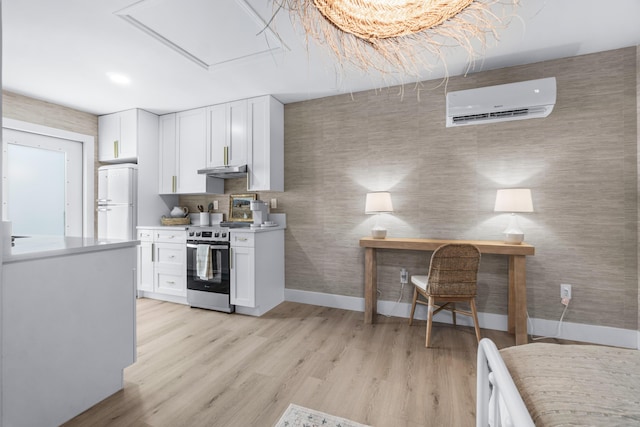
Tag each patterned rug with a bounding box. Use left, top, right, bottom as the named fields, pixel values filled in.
left=274, top=404, right=372, bottom=427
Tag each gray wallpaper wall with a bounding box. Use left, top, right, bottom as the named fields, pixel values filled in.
left=279, top=47, right=638, bottom=330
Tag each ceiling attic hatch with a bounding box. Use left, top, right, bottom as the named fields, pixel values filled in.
left=115, top=0, right=288, bottom=70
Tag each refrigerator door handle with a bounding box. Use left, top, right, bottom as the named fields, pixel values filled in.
left=97, top=207, right=111, bottom=212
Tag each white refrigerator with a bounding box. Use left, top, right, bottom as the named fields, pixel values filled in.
left=97, top=164, right=137, bottom=240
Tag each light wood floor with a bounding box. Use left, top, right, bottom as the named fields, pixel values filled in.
left=64, top=298, right=517, bottom=427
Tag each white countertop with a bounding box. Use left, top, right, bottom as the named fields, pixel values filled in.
left=137, top=225, right=187, bottom=230
left=233, top=224, right=286, bottom=233
left=137, top=213, right=287, bottom=233
left=3, top=235, right=139, bottom=263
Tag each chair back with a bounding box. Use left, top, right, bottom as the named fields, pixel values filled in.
left=427, top=244, right=481, bottom=297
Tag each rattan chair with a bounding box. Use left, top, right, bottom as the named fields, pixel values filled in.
left=408, top=243, right=482, bottom=347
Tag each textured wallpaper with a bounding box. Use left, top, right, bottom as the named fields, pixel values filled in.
left=279, top=47, right=638, bottom=330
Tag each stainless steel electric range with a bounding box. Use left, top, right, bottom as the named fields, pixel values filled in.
left=185, top=225, right=234, bottom=313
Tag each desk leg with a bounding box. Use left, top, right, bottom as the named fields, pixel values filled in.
left=364, top=247, right=377, bottom=324
left=509, top=255, right=528, bottom=345
left=508, top=257, right=515, bottom=334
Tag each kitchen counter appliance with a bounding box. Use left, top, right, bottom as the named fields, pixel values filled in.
left=185, top=225, right=234, bottom=313
left=97, top=164, right=137, bottom=240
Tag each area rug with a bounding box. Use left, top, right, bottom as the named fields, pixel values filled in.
left=274, top=403, right=372, bottom=427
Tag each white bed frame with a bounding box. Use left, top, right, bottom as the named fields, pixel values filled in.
left=476, top=338, right=534, bottom=427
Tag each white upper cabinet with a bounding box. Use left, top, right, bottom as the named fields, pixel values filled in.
left=176, top=108, right=207, bottom=193
left=157, top=95, right=283, bottom=194
left=207, top=99, right=248, bottom=168
left=98, top=109, right=138, bottom=163
left=158, top=113, right=177, bottom=194
left=247, top=96, right=284, bottom=192
left=159, top=109, right=223, bottom=195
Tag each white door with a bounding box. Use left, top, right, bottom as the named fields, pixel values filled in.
left=2, top=128, right=83, bottom=237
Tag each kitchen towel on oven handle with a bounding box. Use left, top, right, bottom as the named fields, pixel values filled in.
left=196, top=244, right=213, bottom=280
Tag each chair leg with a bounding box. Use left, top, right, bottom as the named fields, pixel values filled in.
left=470, top=299, right=482, bottom=343
left=451, top=302, right=457, bottom=326
left=409, top=287, right=418, bottom=326
left=426, top=296, right=435, bottom=348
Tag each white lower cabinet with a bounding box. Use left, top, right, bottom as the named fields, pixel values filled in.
left=137, top=227, right=187, bottom=303
left=230, top=245, right=255, bottom=307
left=230, top=229, right=284, bottom=316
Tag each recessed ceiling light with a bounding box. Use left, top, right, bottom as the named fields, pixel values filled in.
left=106, top=72, right=131, bottom=85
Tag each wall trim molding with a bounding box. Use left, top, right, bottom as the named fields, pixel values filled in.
left=284, top=289, right=638, bottom=349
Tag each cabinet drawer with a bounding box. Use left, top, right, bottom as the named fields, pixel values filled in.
left=156, top=229, right=186, bottom=243
left=137, top=230, right=154, bottom=241
left=155, top=269, right=186, bottom=296
left=231, top=232, right=254, bottom=247
left=156, top=244, right=185, bottom=266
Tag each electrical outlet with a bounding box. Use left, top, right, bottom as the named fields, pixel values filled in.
left=213, top=200, right=219, bottom=210
left=270, top=198, right=278, bottom=209
left=560, top=284, right=572, bottom=300
left=400, top=268, right=408, bottom=284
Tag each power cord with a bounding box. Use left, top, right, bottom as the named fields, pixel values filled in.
left=383, top=280, right=406, bottom=317
left=383, top=268, right=409, bottom=317
left=527, top=298, right=570, bottom=341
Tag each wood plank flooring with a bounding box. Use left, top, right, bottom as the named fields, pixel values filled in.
left=63, top=298, right=516, bottom=427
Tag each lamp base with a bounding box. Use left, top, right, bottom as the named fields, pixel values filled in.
left=371, top=228, right=387, bottom=239
left=504, top=232, right=524, bottom=245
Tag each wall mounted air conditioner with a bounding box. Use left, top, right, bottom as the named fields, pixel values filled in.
left=446, top=77, right=556, bottom=127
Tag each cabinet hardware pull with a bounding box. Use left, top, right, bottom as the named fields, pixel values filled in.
left=114, top=140, right=119, bottom=158
left=230, top=248, right=233, bottom=269
left=151, top=243, right=155, bottom=262
left=167, top=281, right=175, bottom=285
left=172, top=176, right=177, bottom=193
left=224, top=146, right=229, bottom=166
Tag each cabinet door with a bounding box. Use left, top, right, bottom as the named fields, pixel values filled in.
left=137, top=240, right=154, bottom=292
left=118, top=109, right=138, bottom=160
left=98, top=113, right=120, bottom=162
left=228, top=99, right=247, bottom=166
left=230, top=245, right=255, bottom=307
left=207, top=104, right=227, bottom=168
left=176, top=108, right=207, bottom=193
left=247, top=96, right=284, bottom=191
left=159, top=113, right=177, bottom=194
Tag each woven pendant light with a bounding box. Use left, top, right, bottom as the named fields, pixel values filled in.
left=313, top=0, right=475, bottom=40
left=273, top=0, right=518, bottom=75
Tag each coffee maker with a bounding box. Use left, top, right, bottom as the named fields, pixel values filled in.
left=250, top=200, right=269, bottom=226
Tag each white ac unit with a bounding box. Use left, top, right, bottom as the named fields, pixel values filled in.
left=446, top=77, right=556, bottom=127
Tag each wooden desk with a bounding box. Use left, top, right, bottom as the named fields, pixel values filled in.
left=359, top=237, right=535, bottom=345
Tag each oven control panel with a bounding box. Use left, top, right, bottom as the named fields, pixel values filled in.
left=185, top=226, right=229, bottom=242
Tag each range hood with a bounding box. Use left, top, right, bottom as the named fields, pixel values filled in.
left=197, top=164, right=247, bottom=179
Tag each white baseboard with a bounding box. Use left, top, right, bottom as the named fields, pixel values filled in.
left=284, top=289, right=639, bottom=349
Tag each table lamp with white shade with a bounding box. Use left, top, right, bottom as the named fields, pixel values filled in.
left=494, top=188, right=534, bottom=244
left=365, top=191, right=393, bottom=239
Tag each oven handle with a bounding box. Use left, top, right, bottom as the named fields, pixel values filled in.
left=186, top=243, right=229, bottom=250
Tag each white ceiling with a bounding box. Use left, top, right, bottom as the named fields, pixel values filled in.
left=3, top=0, right=640, bottom=116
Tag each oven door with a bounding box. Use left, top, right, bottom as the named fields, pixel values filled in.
left=186, top=243, right=230, bottom=293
